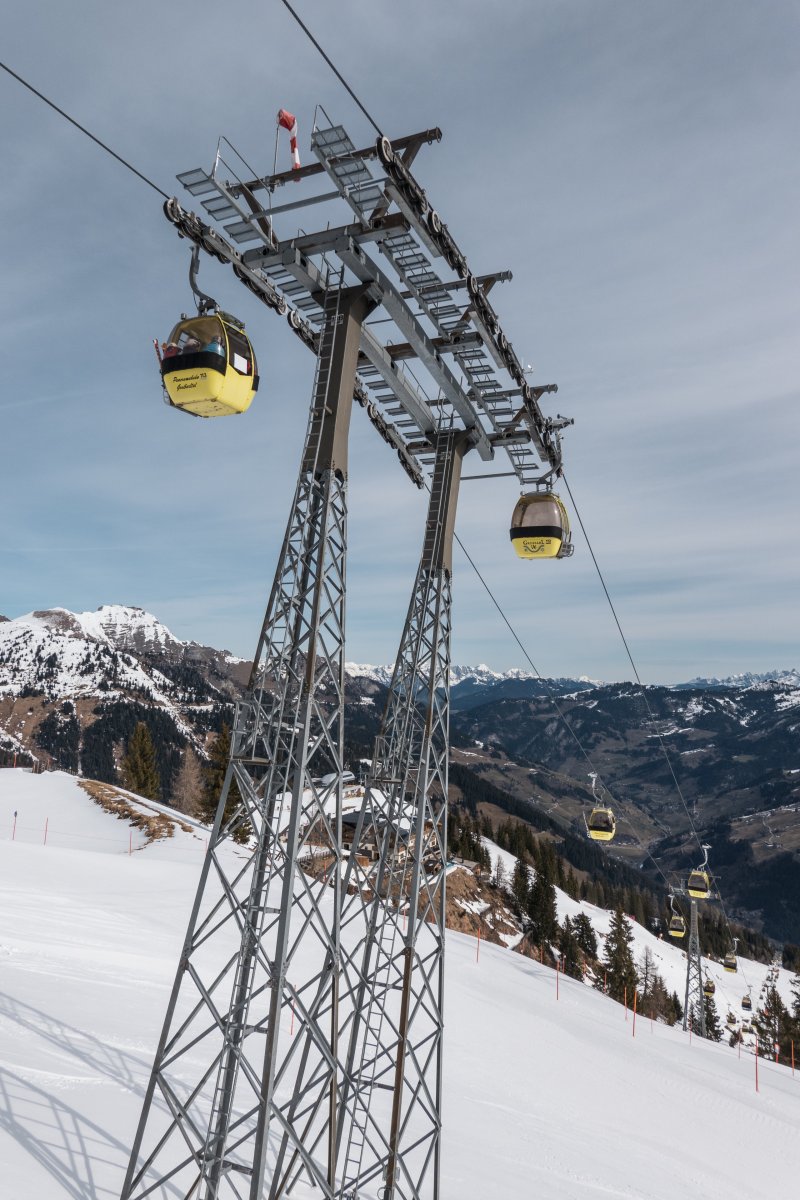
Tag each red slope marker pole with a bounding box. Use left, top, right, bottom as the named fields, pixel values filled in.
left=775, top=1042, right=779, bottom=1064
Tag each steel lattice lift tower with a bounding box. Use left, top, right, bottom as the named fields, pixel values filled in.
left=682, top=898, right=708, bottom=1039
left=122, top=112, right=571, bottom=1200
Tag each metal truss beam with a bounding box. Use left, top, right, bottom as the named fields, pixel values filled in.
left=121, top=282, right=375, bottom=1200
left=362, top=331, right=483, bottom=364
left=242, top=213, right=409, bottom=268
left=331, top=430, right=470, bottom=1200
left=337, top=240, right=492, bottom=460
left=238, top=129, right=443, bottom=193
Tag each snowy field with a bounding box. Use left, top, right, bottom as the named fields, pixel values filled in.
left=1, top=769, right=799, bottom=1199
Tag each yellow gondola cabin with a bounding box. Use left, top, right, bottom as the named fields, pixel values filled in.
left=160, top=312, right=258, bottom=418
left=687, top=868, right=711, bottom=899
left=587, top=806, right=616, bottom=841
left=510, top=492, right=572, bottom=559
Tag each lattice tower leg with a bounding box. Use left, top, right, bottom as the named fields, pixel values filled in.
left=683, top=899, right=707, bottom=1038
left=120, top=283, right=374, bottom=1200
left=333, top=432, right=471, bottom=1200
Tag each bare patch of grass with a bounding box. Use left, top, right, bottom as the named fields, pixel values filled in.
left=78, top=779, right=192, bottom=845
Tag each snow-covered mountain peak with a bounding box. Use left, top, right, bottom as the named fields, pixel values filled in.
left=74, top=604, right=185, bottom=655
left=345, top=661, right=541, bottom=687
left=678, top=668, right=800, bottom=690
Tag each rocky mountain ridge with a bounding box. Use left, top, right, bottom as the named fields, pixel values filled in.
left=2, top=604, right=800, bottom=939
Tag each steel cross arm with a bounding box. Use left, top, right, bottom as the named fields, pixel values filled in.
left=358, top=327, right=437, bottom=438
left=360, top=330, right=484, bottom=365
left=238, top=128, right=442, bottom=193
left=242, top=213, right=409, bottom=271
left=403, top=429, right=530, bottom=454
left=400, top=270, right=512, bottom=299
left=336, top=239, right=493, bottom=461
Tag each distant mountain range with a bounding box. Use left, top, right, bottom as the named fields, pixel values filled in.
left=2, top=605, right=800, bottom=940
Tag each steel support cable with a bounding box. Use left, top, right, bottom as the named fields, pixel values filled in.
left=0, top=61, right=169, bottom=200
left=451, top=525, right=675, bottom=895
left=561, top=473, right=752, bottom=987
left=277, top=0, right=384, bottom=137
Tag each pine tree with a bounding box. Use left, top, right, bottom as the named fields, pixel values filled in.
left=170, top=747, right=204, bottom=818
left=601, top=904, right=638, bottom=1005
left=703, top=992, right=722, bottom=1041
left=559, top=917, right=584, bottom=980
left=121, top=721, right=161, bottom=800
left=511, top=856, right=530, bottom=916
left=754, top=984, right=792, bottom=1059
left=573, top=912, right=598, bottom=960
left=638, top=946, right=657, bottom=999
left=791, top=971, right=800, bottom=1022
left=527, top=860, right=559, bottom=946
left=202, top=723, right=249, bottom=844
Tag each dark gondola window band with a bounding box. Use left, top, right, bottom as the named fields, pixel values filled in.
left=161, top=351, right=227, bottom=378
left=509, top=526, right=564, bottom=541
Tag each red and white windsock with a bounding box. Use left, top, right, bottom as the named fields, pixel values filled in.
left=277, top=108, right=300, bottom=171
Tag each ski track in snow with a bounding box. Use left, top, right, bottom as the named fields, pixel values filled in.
left=0, top=770, right=798, bottom=1199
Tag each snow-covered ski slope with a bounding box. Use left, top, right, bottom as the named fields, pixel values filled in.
left=482, top=840, right=797, bottom=1031
left=1, top=770, right=798, bottom=1200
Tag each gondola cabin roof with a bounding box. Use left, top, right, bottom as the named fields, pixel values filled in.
left=510, top=492, right=572, bottom=560
left=160, top=313, right=258, bottom=418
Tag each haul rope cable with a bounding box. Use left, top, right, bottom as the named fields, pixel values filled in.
left=562, top=473, right=753, bottom=995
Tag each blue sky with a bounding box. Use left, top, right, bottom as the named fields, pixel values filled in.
left=2, top=1, right=798, bottom=683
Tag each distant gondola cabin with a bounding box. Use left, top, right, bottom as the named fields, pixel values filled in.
left=668, top=915, right=686, bottom=938
left=687, top=869, right=711, bottom=899
left=160, top=313, right=258, bottom=418
left=510, top=492, right=572, bottom=559
left=587, top=806, right=616, bottom=842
